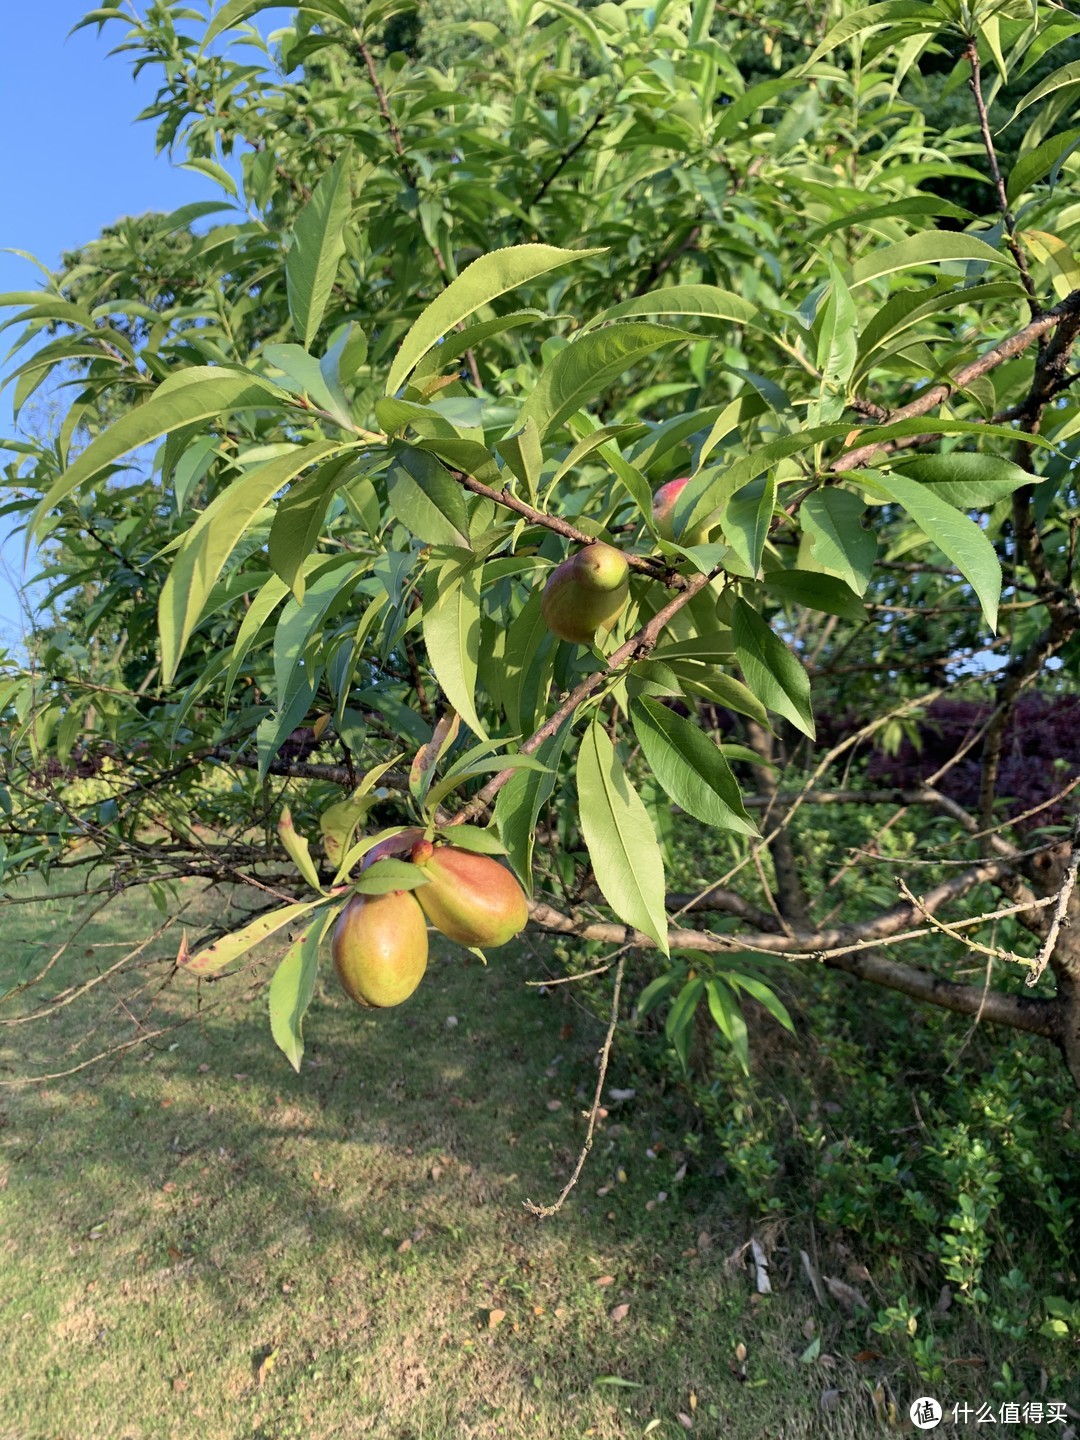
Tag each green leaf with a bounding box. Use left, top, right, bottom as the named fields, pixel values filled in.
left=273, top=554, right=363, bottom=707
left=518, top=322, right=686, bottom=439
left=181, top=157, right=238, bottom=198
left=263, top=341, right=353, bottom=427
left=860, top=468, right=1004, bottom=631
left=855, top=282, right=1018, bottom=378
left=422, top=555, right=487, bottom=740
left=630, top=698, right=756, bottom=835
left=269, top=907, right=336, bottom=1074
left=851, top=233, right=1013, bottom=286
left=268, top=452, right=357, bottom=601
left=724, top=474, right=775, bottom=577
left=278, top=808, right=324, bottom=892
left=577, top=719, right=669, bottom=954
left=799, top=489, right=877, bottom=595
left=286, top=153, right=354, bottom=350
left=436, top=824, right=507, bottom=856
left=725, top=971, right=796, bottom=1034
left=1007, top=59, right=1080, bottom=127
left=386, top=244, right=600, bottom=396
left=31, top=367, right=285, bottom=539
left=183, top=894, right=335, bottom=975
left=890, top=453, right=1035, bottom=508
left=731, top=598, right=815, bottom=738
left=386, top=446, right=471, bottom=547
left=816, top=261, right=858, bottom=389
left=804, top=1, right=947, bottom=66
left=665, top=977, right=704, bottom=1073
left=587, top=283, right=759, bottom=331
left=202, top=0, right=353, bottom=51
left=158, top=441, right=343, bottom=683
left=704, top=978, right=750, bottom=1074
left=1006, top=128, right=1080, bottom=206
left=424, top=753, right=548, bottom=812
left=496, top=724, right=570, bottom=890
left=764, top=569, right=866, bottom=621
left=351, top=859, right=431, bottom=894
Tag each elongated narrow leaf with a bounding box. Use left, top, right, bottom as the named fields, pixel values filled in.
left=422, top=555, right=487, bottom=739
left=519, top=322, right=686, bottom=440
left=630, top=698, right=756, bottom=835
left=269, top=906, right=336, bottom=1073
left=577, top=720, right=668, bottom=954
left=159, top=441, right=342, bottom=683
left=1006, top=128, right=1080, bottom=206
left=269, top=452, right=357, bottom=601
left=496, top=723, right=570, bottom=890
left=273, top=555, right=363, bottom=708
left=386, top=244, right=600, bottom=396
left=851, top=233, right=1011, bottom=286
left=861, top=469, right=1003, bottom=631
left=704, top=979, right=750, bottom=1074
left=31, top=367, right=285, bottom=538
left=587, top=284, right=759, bottom=331
left=202, top=0, right=352, bottom=51
left=732, top=598, right=815, bottom=738
left=287, top=154, right=353, bottom=349
left=1008, top=58, right=1080, bottom=126
left=183, top=894, right=335, bottom=975
left=278, top=808, right=323, bottom=892
left=804, top=1, right=946, bottom=66
left=351, top=859, right=431, bottom=894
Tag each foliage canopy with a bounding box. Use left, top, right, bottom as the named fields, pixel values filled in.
left=3, top=0, right=1080, bottom=1101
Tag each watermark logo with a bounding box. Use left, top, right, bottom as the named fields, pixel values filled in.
left=910, top=1397, right=943, bottom=1430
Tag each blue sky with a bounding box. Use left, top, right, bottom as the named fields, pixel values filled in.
left=0, top=2, right=284, bottom=652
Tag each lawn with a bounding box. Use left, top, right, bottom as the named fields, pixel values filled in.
left=0, top=877, right=875, bottom=1440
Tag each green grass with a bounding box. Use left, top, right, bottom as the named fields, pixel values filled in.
left=0, top=878, right=882, bottom=1440
left=3, top=876, right=1076, bottom=1439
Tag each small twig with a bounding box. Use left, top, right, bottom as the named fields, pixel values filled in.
left=1028, top=819, right=1080, bottom=986
left=964, top=36, right=1039, bottom=315
left=897, top=878, right=1030, bottom=967
left=451, top=470, right=673, bottom=581
left=524, top=955, right=624, bottom=1217
left=530, top=111, right=607, bottom=209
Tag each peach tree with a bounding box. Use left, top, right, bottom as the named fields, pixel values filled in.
left=3, top=0, right=1080, bottom=1108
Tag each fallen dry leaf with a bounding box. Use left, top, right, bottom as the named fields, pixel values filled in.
left=595, top=1275, right=615, bottom=1287
left=610, top=1303, right=630, bottom=1322
left=735, top=1342, right=747, bottom=1364
left=819, top=1388, right=842, bottom=1413
left=677, top=1413, right=693, bottom=1430
left=546, top=1099, right=562, bottom=1112
left=488, top=1309, right=506, bottom=1330
left=256, top=1349, right=278, bottom=1387
left=824, top=1275, right=869, bottom=1312
left=396, top=1238, right=412, bottom=1254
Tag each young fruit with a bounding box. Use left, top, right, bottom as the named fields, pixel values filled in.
left=331, top=889, right=429, bottom=1008
left=410, top=841, right=529, bottom=948
left=652, top=476, right=710, bottom=545
left=540, top=541, right=630, bottom=645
